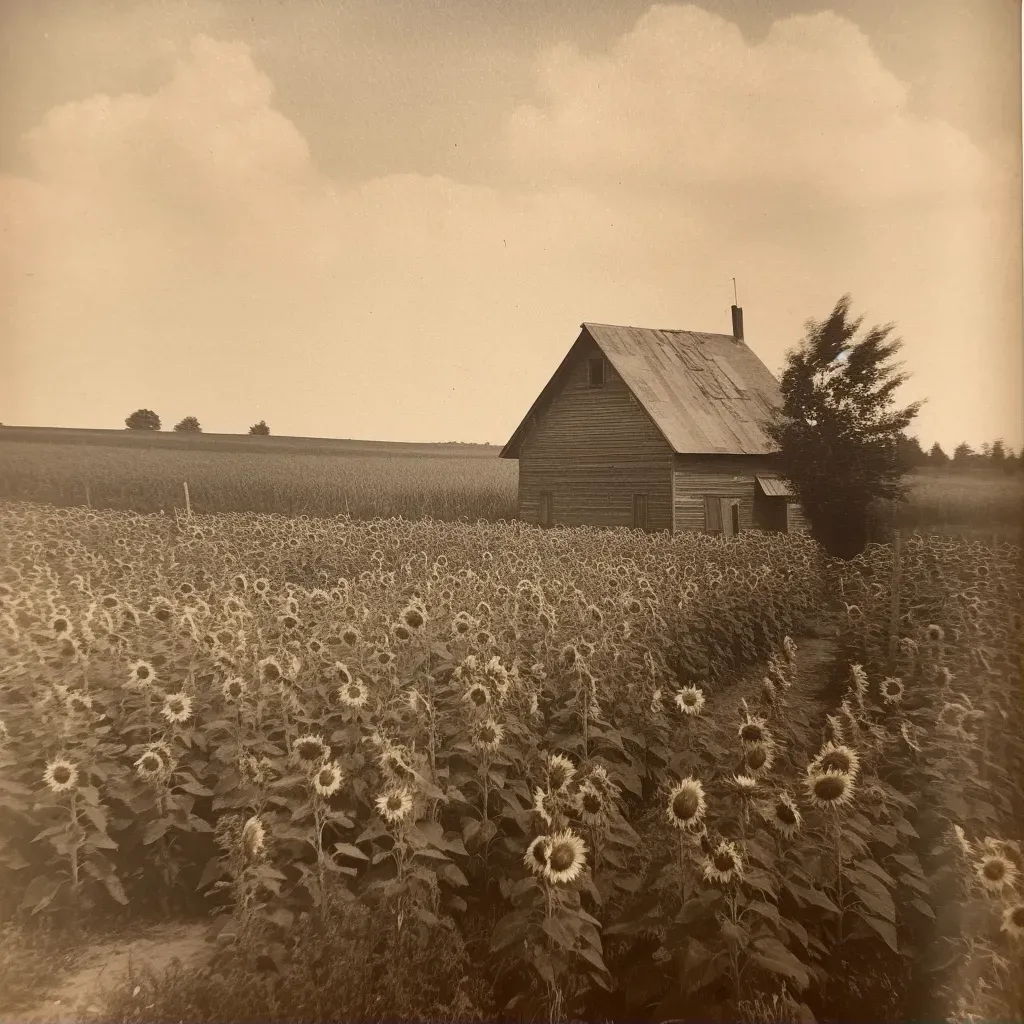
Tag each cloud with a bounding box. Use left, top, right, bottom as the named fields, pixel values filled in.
left=506, top=5, right=994, bottom=207
left=0, top=13, right=1018, bottom=449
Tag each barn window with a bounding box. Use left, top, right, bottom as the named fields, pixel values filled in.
left=539, top=491, right=553, bottom=527
left=632, top=493, right=648, bottom=531
left=588, top=358, right=606, bottom=388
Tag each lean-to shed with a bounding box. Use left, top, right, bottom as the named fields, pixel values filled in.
left=499, top=307, right=805, bottom=535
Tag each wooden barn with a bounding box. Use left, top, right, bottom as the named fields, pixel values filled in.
left=499, top=306, right=805, bottom=535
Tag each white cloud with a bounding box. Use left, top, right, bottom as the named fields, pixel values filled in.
left=0, top=14, right=1018, bottom=450
left=507, top=5, right=993, bottom=207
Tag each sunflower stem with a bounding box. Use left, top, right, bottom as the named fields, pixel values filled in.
left=834, top=814, right=845, bottom=946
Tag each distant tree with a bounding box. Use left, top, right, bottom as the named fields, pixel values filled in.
left=952, top=442, right=975, bottom=465
left=928, top=442, right=949, bottom=465
left=896, top=434, right=928, bottom=470
left=173, top=416, right=202, bottom=433
left=248, top=420, right=270, bottom=436
left=766, top=294, right=922, bottom=559
left=990, top=439, right=1006, bottom=464
left=125, top=409, right=161, bottom=431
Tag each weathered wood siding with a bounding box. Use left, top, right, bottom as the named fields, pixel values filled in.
left=518, top=338, right=674, bottom=531
left=673, top=454, right=811, bottom=534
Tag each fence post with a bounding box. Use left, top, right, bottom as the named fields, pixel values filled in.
left=183, top=481, right=191, bottom=518
left=84, top=483, right=91, bottom=508
left=887, top=521, right=901, bottom=674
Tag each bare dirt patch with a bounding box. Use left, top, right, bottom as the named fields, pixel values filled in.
left=1, top=922, right=211, bottom=1024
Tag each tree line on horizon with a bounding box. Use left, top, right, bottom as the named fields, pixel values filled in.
left=125, top=410, right=270, bottom=436
left=897, top=434, right=1023, bottom=472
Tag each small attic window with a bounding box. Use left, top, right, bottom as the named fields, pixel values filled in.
left=588, top=357, right=606, bottom=388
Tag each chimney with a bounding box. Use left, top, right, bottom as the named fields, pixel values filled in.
left=731, top=304, right=744, bottom=342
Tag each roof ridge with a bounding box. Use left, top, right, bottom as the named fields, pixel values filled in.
left=582, top=321, right=736, bottom=338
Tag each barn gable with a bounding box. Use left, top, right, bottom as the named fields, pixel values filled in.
left=500, top=321, right=782, bottom=460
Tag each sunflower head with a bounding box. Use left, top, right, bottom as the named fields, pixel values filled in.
left=666, top=778, right=706, bottom=830
left=44, top=758, right=78, bottom=793
left=675, top=686, right=705, bottom=716
left=293, top=734, right=330, bottom=765
left=977, top=853, right=1018, bottom=894
left=545, top=829, right=587, bottom=884
left=525, top=835, right=551, bottom=875
left=547, top=753, right=576, bottom=792
left=702, top=839, right=742, bottom=885
left=472, top=718, right=504, bottom=752
left=770, top=793, right=802, bottom=837
left=135, top=749, right=166, bottom=780
left=743, top=742, right=775, bottom=775
left=811, top=742, right=861, bottom=779
left=1000, top=903, right=1024, bottom=940
left=805, top=769, right=856, bottom=810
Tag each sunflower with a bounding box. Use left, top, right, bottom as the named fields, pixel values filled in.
left=926, top=624, right=945, bottom=642
left=533, top=787, right=553, bottom=826
left=376, top=786, right=414, bottom=824
left=586, top=763, right=620, bottom=801
left=731, top=773, right=759, bottom=797
left=805, top=769, right=856, bottom=810
left=977, top=853, right=1018, bottom=894
left=544, top=829, right=587, bottom=884
left=769, top=793, right=802, bottom=838
left=738, top=716, right=771, bottom=748
left=809, top=742, right=861, bottom=780
left=702, top=839, right=743, bottom=885
left=135, top=748, right=166, bottom=781
left=390, top=622, right=413, bottom=644
left=675, top=686, right=705, bottom=716
left=338, top=677, right=369, bottom=709
left=463, top=683, right=491, bottom=708
left=666, top=777, right=706, bottom=830
left=472, top=717, right=504, bottom=752
left=128, top=660, right=157, bottom=687
left=547, top=753, right=576, bottom=793
left=879, top=677, right=905, bottom=705
left=850, top=664, right=869, bottom=695
left=401, top=604, right=427, bottom=631
left=293, top=734, right=330, bottom=765
left=524, top=835, right=552, bottom=876
left=221, top=676, right=246, bottom=702
left=43, top=758, right=78, bottom=793
left=241, top=816, right=266, bottom=862
left=743, top=742, right=776, bottom=775
left=161, top=693, right=193, bottom=724
left=312, top=761, right=344, bottom=798
left=1000, top=902, right=1024, bottom=940
left=575, top=783, right=606, bottom=824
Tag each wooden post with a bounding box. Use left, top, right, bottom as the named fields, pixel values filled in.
left=84, top=483, right=91, bottom=508
left=183, top=481, right=191, bottom=518
left=887, top=521, right=902, bottom=674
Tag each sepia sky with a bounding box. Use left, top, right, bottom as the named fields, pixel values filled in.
left=1, top=0, right=1021, bottom=451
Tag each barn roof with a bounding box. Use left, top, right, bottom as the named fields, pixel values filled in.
left=500, top=322, right=783, bottom=459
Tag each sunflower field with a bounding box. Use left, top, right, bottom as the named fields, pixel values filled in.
left=0, top=500, right=1020, bottom=1023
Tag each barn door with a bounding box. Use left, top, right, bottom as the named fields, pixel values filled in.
left=720, top=498, right=739, bottom=538
left=632, top=493, right=648, bottom=531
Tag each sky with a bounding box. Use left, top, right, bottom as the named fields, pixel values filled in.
left=0, top=0, right=1021, bottom=451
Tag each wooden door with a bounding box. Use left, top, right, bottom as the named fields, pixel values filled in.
left=632, top=493, right=648, bottom=531
left=719, top=498, right=739, bottom=538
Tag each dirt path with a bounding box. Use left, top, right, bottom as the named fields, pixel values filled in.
left=1, top=922, right=211, bottom=1024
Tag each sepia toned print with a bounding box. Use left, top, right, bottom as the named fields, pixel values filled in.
left=0, top=2, right=1021, bottom=1023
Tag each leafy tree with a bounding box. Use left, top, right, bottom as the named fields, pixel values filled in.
left=125, top=409, right=161, bottom=431
left=766, top=294, right=922, bottom=559
left=990, top=438, right=1006, bottom=463
left=248, top=420, right=270, bottom=436
left=952, top=442, right=975, bottom=464
left=928, top=442, right=949, bottom=465
left=173, top=416, right=202, bottom=433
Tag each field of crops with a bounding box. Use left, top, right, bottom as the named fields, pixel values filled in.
left=0, top=501, right=1021, bottom=1023
left=0, top=439, right=517, bottom=522
left=2, top=436, right=1021, bottom=539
